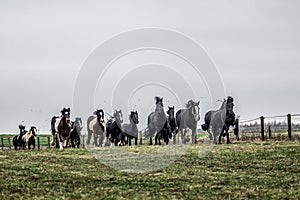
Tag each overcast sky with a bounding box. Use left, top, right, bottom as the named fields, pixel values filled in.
left=0, top=0, right=300, bottom=133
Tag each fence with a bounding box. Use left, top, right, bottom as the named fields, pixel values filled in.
left=239, top=113, right=300, bottom=141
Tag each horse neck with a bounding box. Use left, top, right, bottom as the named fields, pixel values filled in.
left=128, top=118, right=137, bottom=129
left=155, top=104, right=164, bottom=113
left=187, top=106, right=194, bottom=118
left=221, top=104, right=227, bottom=119
left=114, top=118, right=121, bottom=126
left=168, top=113, right=175, bottom=123
left=61, top=117, right=69, bottom=127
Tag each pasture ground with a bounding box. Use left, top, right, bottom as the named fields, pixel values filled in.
left=0, top=141, right=300, bottom=199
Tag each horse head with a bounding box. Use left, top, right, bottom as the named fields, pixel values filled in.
left=61, top=107, right=71, bottom=124
left=19, top=124, right=26, bottom=134
left=30, top=126, right=37, bottom=137
left=94, top=109, right=105, bottom=124
left=114, top=110, right=123, bottom=124
left=74, top=117, right=83, bottom=131
left=226, top=96, right=234, bottom=112
left=130, top=111, right=139, bottom=125
left=155, top=96, right=164, bottom=107
left=167, top=106, right=175, bottom=120
left=187, top=100, right=200, bottom=121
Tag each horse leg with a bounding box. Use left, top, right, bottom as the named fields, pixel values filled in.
left=226, top=128, right=231, bottom=144
left=207, top=127, right=213, bottom=141
left=51, top=132, right=55, bottom=146
left=191, top=129, right=196, bottom=144
left=181, top=129, right=186, bottom=144
left=94, top=133, right=98, bottom=147
left=58, top=134, right=64, bottom=150
left=173, top=131, right=176, bottom=144
left=149, top=127, right=154, bottom=145
left=154, top=134, right=158, bottom=145
left=87, top=130, right=92, bottom=146
left=64, top=136, right=69, bottom=148
left=70, top=136, right=75, bottom=148
left=164, top=132, right=169, bottom=145
left=218, top=127, right=223, bottom=144
left=135, top=137, right=138, bottom=145
left=128, top=136, right=132, bottom=146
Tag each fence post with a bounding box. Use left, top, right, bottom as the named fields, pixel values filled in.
left=139, top=131, right=143, bottom=145
left=47, top=136, right=50, bottom=148
left=37, top=137, right=40, bottom=149
left=1, top=138, right=4, bottom=150
left=268, top=126, right=272, bottom=139
left=287, top=114, right=292, bottom=140
left=8, top=138, right=11, bottom=150
left=260, top=116, right=265, bottom=141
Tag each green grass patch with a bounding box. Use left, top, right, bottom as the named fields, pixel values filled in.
left=0, top=141, right=300, bottom=199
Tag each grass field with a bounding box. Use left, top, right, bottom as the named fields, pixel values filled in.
left=0, top=141, right=300, bottom=199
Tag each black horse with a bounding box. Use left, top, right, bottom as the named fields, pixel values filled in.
left=106, top=110, right=124, bottom=146
left=201, top=96, right=235, bottom=144
left=123, top=111, right=139, bottom=146
left=220, top=97, right=239, bottom=143
left=87, top=109, right=106, bottom=146
left=70, top=117, right=82, bottom=148
left=13, top=124, right=27, bottom=149
left=13, top=126, right=37, bottom=150
left=175, top=100, right=200, bottom=144
left=51, top=108, right=72, bottom=149
left=167, top=106, right=178, bottom=144
left=147, top=97, right=168, bottom=145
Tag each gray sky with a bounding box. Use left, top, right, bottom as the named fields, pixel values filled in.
left=1, top=0, right=300, bottom=133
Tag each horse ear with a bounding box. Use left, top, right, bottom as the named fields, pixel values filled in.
left=197, top=101, right=200, bottom=105
left=67, top=108, right=70, bottom=112
left=172, top=106, right=174, bottom=109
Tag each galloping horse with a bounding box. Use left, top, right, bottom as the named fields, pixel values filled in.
left=51, top=108, right=72, bottom=149
left=147, top=97, right=167, bottom=145
left=166, top=106, right=178, bottom=144
left=201, top=97, right=233, bottom=144
left=106, top=110, right=124, bottom=146
left=87, top=109, right=106, bottom=146
left=220, top=97, right=239, bottom=143
left=176, top=100, right=200, bottom=144
left=123, top=111, right=139, bottom=146
left=13, top=126, right=37, bottom=150
left=13, top=124, right=26, bottom=149
left=70, top=117, right=82, bottom=148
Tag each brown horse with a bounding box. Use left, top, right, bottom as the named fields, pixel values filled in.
left=51, top=108, right=72, bottom=149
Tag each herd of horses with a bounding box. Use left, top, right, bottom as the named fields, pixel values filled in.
left=13, top=96, right=239, bottom=150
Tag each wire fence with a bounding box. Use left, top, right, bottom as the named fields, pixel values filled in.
left=239, top=113, right=300, bottom=141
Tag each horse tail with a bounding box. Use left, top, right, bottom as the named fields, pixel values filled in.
left=201, top=123, right=208, bottom=131
left=201, top=111, right=212, bottom=131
